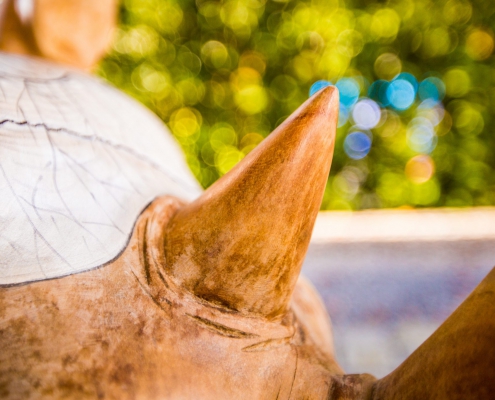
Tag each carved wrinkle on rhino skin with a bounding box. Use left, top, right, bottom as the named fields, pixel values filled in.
left=134, top=197, right=295, bottom=349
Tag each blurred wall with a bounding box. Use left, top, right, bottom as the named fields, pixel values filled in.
left=303, top=207, right=495, bottom=377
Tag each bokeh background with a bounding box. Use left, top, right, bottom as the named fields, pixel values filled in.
left=97, top=0, right=495, bottom=211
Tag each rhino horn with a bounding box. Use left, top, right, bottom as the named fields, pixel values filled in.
left=164, top=86, right=339, bottom=319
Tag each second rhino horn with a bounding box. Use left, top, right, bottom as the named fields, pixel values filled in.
left=164, top=86, right=339, bottom=319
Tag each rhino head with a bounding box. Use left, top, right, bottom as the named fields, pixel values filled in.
left=0, top=76, right=359, bottom=397
left=1, top=1, right=495, bottom=399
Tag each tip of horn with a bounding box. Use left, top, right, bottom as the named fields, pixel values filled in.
left=163, top=85, right=339, bottom=319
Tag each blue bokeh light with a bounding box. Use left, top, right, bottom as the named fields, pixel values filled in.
left=418, top=77, right=445, bottom=103
left=352, top=98, right=381, bottom=129
left=307, top=73, right=446, bottom=159
left=338, top=104, right=349, bottom=127
left=386, top=79, right=416, bottom=110
left=336, top=78, right=360, bottom=108
left=344, top=131, right=372, bottom=159
left=395, top=72, right=418, bottom=91
left=368, top=79, right=390, bottom=106
left=309, top=80, right=332, bottom=96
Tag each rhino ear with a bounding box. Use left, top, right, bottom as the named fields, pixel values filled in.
left=163, top=86, right=339, bottom=319
left=372, top=267, right=495, bottom=399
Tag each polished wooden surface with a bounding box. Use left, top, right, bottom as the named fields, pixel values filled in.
left=0, top=197, right=348, bottom=399
left=165, top=86, right=339, bottom=319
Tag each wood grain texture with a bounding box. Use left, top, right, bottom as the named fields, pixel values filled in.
left=0, top=196, right=357, bottom=399
left=0, top=53, right=201, bottom=285
left=165, top=86, right=339, bottom=319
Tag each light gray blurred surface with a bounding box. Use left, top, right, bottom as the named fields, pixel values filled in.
left=302, top=208, right=495, bottom=378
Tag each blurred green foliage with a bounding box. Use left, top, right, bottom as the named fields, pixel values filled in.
left=97, top=0, right=495, bottom=210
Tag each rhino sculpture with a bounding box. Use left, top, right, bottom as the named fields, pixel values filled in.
left=1, top=1, right=495, bottom=399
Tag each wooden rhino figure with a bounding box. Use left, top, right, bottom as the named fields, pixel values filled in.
left=1, top=1, right=495, bottom=399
